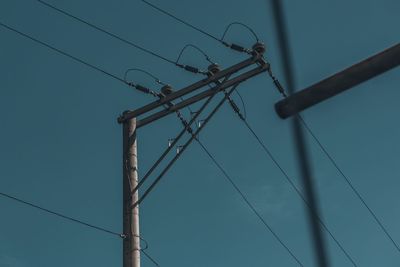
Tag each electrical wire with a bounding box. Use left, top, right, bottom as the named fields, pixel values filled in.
left=0, top=191, right=123, bottom=238
left=36, top=0, right=177, bottom=66
left=226, top=100, right=358, bottom=266
left=194, top=139, right=304, bottom=266
left=0, top=21, right=160, bottom=98
left=142, top=249, right=160, bottom=266
left=0, top=21, right=126, bottom=84
left=221, top=22, right=259, bottom=43
left=234, top=90, right=247, bottom=120
left=297, top=115, right=400, bottom=254
left=124, top=68, right=166, bottom=86
left=140, top=0, right=258, bottom=53
left=0, top=183, right=161, bottom=266
left=140, top=0, right=221, bottom=43
left=176, top=44, right=214, bottom=65
left=264, top=22, right=400, bottom=254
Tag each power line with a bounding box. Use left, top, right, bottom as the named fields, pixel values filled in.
left=226, top=101, right=358, bottom=266
left=298, top=115, right=400, bottom=254
left=142, top=249, right=160, bottom=266
left=0, top=191, right=123, bottom=237
left=36, top=0, right=177, bottom=66
left=1, top=191, right=162, bottom=264
left=0, top=21, right=159, bottom=97
left=195, top=140, right=304, bottom=266
left=0, top=21, right=126, bottom=84
left=159, top=87, right=303, bottom=265
left=140, top=0, right=221, bottom=43
left=140, top=0, right=259, bottom=54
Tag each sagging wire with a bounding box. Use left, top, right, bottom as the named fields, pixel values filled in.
left=130, top=233, right=161, bottom=266
left=234, top=90, right=247, bottom=120
left=221, top=22, right=260, bottom=54
left=140, top=0, right=263, bottom=56
left=176, top=44, right=215, bottom=73
left=223, top=91, right=358, bottom=266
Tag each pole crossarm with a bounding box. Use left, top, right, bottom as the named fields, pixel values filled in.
left=117, top=53, right=266, bottom=124
left=275, top=43, right=400, bottom=119
left=132, top=84, right=240, bottom=208
left=137, top=64, right=268, bottom=128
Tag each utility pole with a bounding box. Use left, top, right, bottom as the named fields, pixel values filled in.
left=118, top=50, right=268, bottom=267
left=123, top=117, right=140, bottom=267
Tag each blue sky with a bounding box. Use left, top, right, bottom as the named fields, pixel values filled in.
left=0, top=0, right=399, bottom=266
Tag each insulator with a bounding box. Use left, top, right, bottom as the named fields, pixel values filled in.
left=273, top=79, right=286, bottom=95
left=230, top=43, right=246, bottom=52
left=252, top=42, right=266, bottom=54
left=184, top=65, right=200, bottom=73
left=161, top=85, right=173, bottom=95
left=207, top=63, right=220, bottom=76
left=135, top=84, right=151, bottom=94
left=229, top=99, right=241, bottom=114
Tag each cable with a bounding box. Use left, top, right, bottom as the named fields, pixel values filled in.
left=195, top=140, right=303, bottom=266
left=140, top=0, right=257, bottom=54
left=234, top=90, right=247, bottom=120
left=228, top=105, right=358, bottom=266
left=265, top=24, right=400, bottom=254
left=0, top=21, right=126, bottom=84
left=0, top=21, right=160, bottom=99
left=140, top=0, right=221, bottom=43
left=0, top=191, right=123, bottom=238
left=124, top=68, right=166, bottom=86
left=221, top=22, right=259, bottom=43
left=36, top=0, right=177, bottom=66
left=151, top=84, right=303, bottom=265
left=142, top=249, right=160, bottom=266
left=135, top=234, right=161, bottom=266
left=297, top=115, right=400, bottom=254
left=176, top=44, right=214, bottom=65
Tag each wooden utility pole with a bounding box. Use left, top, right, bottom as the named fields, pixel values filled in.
left=123, top=117, right=140, bottom=267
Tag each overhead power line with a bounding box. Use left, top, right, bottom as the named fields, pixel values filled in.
left=195, top=140, right=304, bottom=266
left=140, top=0, right=221, bottom=43
left=0, top=21, right=125, bottom=84
left=225, top=94, right=358, bottom=266
left=0, top=190, right=161, bottom=264
left=0, top=21, right=163, bottom=98
left=0, top=191, right=122, bottom=237
left=298, top=115, right=400, bottom=254
left=35, top=0, right=177, bottom=66
left=140, top=0, right=260, bottom=53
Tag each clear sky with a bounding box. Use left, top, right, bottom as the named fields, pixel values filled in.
left=0, top=0, right=399, bottom=266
